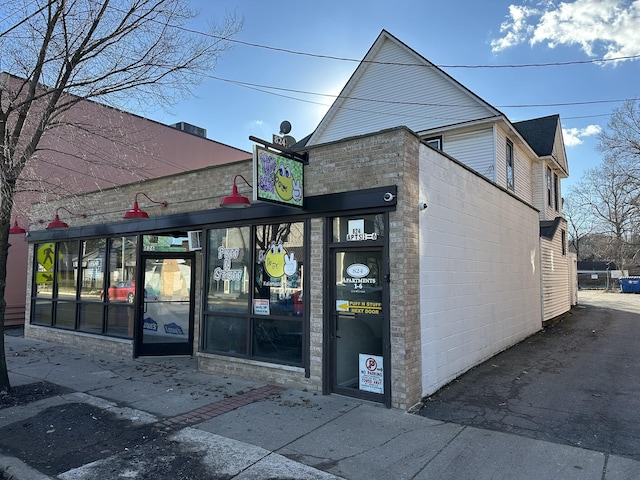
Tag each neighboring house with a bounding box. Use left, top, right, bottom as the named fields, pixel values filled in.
left=4, top=72, right=250, bottom=325
left=22, top=30, right=575, bottom=410
left=305, top=30, right=575, bottom=326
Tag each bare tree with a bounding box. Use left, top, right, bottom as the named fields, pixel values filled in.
left=598, top=99, right=640, bottom=172
left=562, top=195, right=593, bottom=260
left=569, top=154, right=640, bottom=269
left=0, top=0, right=242, bottom=392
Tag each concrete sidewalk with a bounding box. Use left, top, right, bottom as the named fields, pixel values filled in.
left=0, top=331, right=638, bottom=479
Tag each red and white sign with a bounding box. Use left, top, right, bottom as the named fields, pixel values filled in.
left=359, top=354, right=384, bottom=394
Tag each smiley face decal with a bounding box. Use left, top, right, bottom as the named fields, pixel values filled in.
left=264, top=242, right=297, bottom=278
left=275, top=164, right=293, bottom=201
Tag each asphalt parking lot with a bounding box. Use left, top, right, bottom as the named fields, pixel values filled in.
left=419, top=290, right=640, bottom=460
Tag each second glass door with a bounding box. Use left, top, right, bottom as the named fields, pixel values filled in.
left=137, top=255, right=194, bottom=356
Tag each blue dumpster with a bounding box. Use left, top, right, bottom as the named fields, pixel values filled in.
left=620, top=277, right=640, bottom=293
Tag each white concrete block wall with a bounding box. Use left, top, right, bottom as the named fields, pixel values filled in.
left=419, top=145, right=542, bottom=396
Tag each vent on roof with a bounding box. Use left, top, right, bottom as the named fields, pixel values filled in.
left=171, top=122, right=207, bottom=138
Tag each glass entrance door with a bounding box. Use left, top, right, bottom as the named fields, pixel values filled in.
left=330, top=248, right=390, bottom=405
left=137, top=255, right=194, bottom=356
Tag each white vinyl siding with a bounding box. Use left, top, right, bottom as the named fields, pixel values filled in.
left=442, top=127, right=495, bottom=181
left=534, top=161, right=562, bottom=221
left=495, top=128, right=534, bottom=205
left=540, top=221, right=571, bottom=322
left=531, top=161, right=546, bottom=219
left=310, top=35, right=498, bottom=146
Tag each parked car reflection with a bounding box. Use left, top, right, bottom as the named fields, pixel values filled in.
left=108, top=280, right=135, bottom=303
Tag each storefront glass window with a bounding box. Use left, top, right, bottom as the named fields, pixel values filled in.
left=78, top=303, right=103, bottom=333
left=79, top=239, right=106, bottom=301
left=32, top=299, right=52, bottom=326
left=107, top=304, right=134, bottom=338
left=206, top=227, right=250, bottom=313
left=203, top=314, right=248, bottom=354
left=53, top=241, right=79, bottom=329
left=107, top=237, right=138, bottom=304
left=106, top=236, right=137, bottom=337
left=56, top=241, right=78, bottom=301
left=254, top=223, right=304, bottom=317
left=332, top=214, right=385, bottom=243
left=31, top=237, right=138, bottom=339
left=203, top=222, right=305, bottom=365
left=252, top=318, right=302, bottom=363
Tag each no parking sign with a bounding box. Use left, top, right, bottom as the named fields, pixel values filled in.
left=359, top=354, right=383, bottom=394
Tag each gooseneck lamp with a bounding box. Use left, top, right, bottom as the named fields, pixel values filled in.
left=46, top=207, right=86, bottom=229
left=9, top=219, right=26, bottom=235
left=123, top=192, right=168, bottom=219
left=220, top=175, right=252, bottom=208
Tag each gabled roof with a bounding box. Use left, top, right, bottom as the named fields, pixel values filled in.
left=303, top=30, right=570, bottom=182
left=307, top=30, right=504, bottom=146
left=513, top=114, right=569, bottom=177
left=513, top=115, right=558, bottom=157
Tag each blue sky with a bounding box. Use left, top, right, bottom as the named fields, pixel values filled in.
left=144, top=0, right=640, bottom=192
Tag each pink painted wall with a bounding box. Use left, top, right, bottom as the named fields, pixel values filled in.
left=7, top=78, right=250, bottom=324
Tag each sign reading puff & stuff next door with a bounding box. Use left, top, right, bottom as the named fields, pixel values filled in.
left=253, top=146, right=304, bottom=208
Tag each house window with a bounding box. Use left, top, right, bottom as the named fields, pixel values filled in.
left=553, top=173, right=559, bottom=211
left=561, top=230, right=566, bottom=256
left=425, top=136, right=442, bottom=150
left=506, top=140, right=514, bottom=191
left=547, top=167, right=552, bottom=207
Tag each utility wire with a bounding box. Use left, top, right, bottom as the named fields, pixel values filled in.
left=209, top=74, right=630, bottom=110
left=172, top=23, right=640, bottom=69
left=103, top=2, right=640, bottom=69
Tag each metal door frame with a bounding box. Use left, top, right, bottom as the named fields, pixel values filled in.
left=325, top=242, right=391, bottom=407
left=134, top=251, right=196, bottom=357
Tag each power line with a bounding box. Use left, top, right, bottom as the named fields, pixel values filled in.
left=171, top=23, right=640, bottom=69
left=102, top=2, right=640, bottom=69
left=98, top=4, right=637, bottom=112
left=209, top=74, right=631, bottom=110
left=219, top=74, right=617, bottom=125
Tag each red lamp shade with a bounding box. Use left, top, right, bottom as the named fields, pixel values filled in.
left=9, top=220, right=26, bottom=234
left=220, top=175, right=252, bottom=208
left=46, top=207, right=86, bottom=229
left=123, top=200, right=149, bottom=219
left=46, top=214, right=69, bottom=229
left=123, top=193, right=167, bottom=219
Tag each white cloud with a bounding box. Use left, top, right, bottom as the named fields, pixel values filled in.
left=491, top=5, right=539, bottom=52
left=491, top=0, right=640, bottom=62
left=562, top=124, right=602, bottom=146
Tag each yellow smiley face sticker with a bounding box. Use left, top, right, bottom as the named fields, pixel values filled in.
left=264, top=242, right=298, bottom=278
left=264, top=243, right=286, bottom=278
left=275, top=164, right=293, bottom=201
